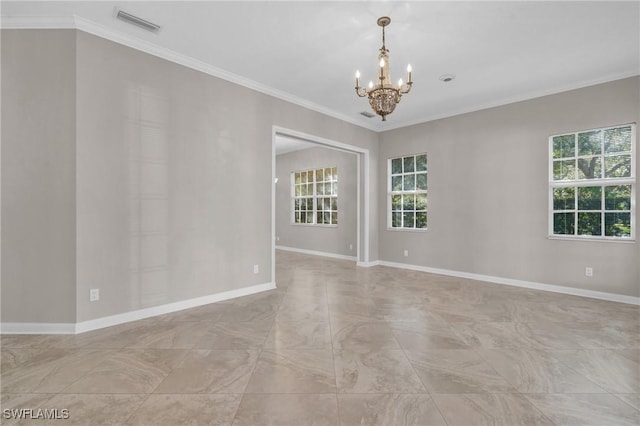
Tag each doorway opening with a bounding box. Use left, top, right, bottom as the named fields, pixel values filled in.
left=271, top=126, right=371, bottom=285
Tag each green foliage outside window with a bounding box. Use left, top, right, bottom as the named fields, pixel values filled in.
left=550, top=125, right=634, bottom=239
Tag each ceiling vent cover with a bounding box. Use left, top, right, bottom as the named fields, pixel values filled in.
left=116, top=9, right=161, bottom=32
left=360, top=111, right=376, bottom=118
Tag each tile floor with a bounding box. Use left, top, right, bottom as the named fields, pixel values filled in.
left=1, top=250, right=638, bottom=425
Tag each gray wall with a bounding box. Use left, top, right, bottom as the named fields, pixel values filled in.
left=276, top=146, right=357, bottom=257
left=2, top=29, right=379, bottom=324
left=2, top=27, right=637, bottom=327
left=379, top=77, right=640, bottom=298
left=1, top=30, right=77, bottom=323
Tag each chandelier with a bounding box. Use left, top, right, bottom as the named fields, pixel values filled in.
left=355, top=16, right=412, bottom=121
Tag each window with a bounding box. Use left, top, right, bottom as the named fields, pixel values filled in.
left=292, top=167, right=338, bottom=225
left=550, top=124, right=635, bottom=240
left=388, top=154, right=428, bottom=229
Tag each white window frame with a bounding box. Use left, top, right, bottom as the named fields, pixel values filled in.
left=548, top=123, right=636, bottom=241
left=291, top=167, right=338, bottom=226
left=387, top=153, right=428, bottom=231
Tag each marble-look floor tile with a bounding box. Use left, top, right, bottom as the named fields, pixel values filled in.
left=334, top=349, right=426, bottom=394
left=328, top=302, right=387, bottom=323
left=374, top=303, right=437, bottom=322
left=326, top=292, right=376, bottom=306
left=61, top=349, right=187, bottom=394
left=263, top=320, right=331, bottom=350
left=232, top=394, right=339, bottom=426
left=153, top=349, right=258, bottom=394
left=331, top=321, right=400, bottom=353
left=0, top=334, right=71, bottom=349
left=450, top=321, right=584, bottom=350
left=390, top=321, right=469, bottom=351
left=525, top=393, right=640, bottom=426
left=428, top=301, right=516, bottom=323
left=33, top=394, right=147, bottom=425
left=276, top=300, right=329, bottom=322
left=191, top=319, right=273, bottom=349
left=155, top=302, right=230, bottom=322
left=220, top=303, right=278, bottom=323
left=122, top=320, right=206, bottom=349
left=1, top=349, right=115, bottom=393
left=125, top=394, right=242, bottom=425
left=217, top=290, right=284, bottom=323
left=405, top=349, right=515, bottom=394
left=281, top=287, right=327, bottom=304
left=60, top=322, right=153, bottom=349
left=478, top=348, right=605, bottom=393
left=552, top=349, right=640, bottom=393
left=1, top=251, right=637, bottom=425
left=1, top=347, right=68, bottom=372
left=433, top=393, right=554, bottom=426
left=0, top=393, right=55, bottom=426
left=245, top=349, right=335, bottom=393
left=338, top=394, right=447, bottom=426
left=615, top=393, right=640, bottom=411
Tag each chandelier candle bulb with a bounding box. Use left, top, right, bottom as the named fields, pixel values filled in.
left=355, top=70, right=360, bottom=87
left=398, top=78, right=403, bottom=88
left=407, top=64, right=412, bottom=82
left=368, top=81, right=373, bottom=89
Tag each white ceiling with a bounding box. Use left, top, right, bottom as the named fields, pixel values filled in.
left=275, top=135, right=317, bottom=156
left=3, top=1, right=639, bottom=132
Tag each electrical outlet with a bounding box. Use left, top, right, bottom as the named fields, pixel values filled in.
left=585, top=267, right=593, bottom=277
left=349, top=244, right=353, bottom=251
left=90, top=288, right=100, bottom=302
left=403, top=250, right=409, bottom=257
left=276, top=236, right=280, bottom=241
left=253, top=264, right=259, bottom=274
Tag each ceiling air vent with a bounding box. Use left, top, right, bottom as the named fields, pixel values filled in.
left=360, top=111, right=376, bottom=118
left=116, top=9, right=161, bottom=33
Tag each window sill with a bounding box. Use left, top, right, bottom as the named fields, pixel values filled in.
left=547, top=235, right=636, bottom=244
left=290, top=223, right=338, bottom=228
left=386, top=227, right=428, bottom=233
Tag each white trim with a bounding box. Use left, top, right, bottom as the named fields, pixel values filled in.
left=378, top=70, right=640, bottom=132
left=272, top=126, right=371, bottom=265
left=276, top=245, right=357, bottom=262
left=548, top=123, right=636, bottom=241
left=378, top=260, right=640, bottom=306
left=356, top=260, right=381, bottom=268
left=75, top=282, right=275, bottom=333
left=2, top=16, right=638, bottom=134
left=1, top=15, right=377, bottom=132
left=0, top=322, right=76, bottom=335
left=1, top=282, right=275, bottom=335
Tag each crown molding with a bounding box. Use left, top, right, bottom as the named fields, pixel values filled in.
left=379, top=69, right=640, bottom=132
left=1, top=14, right=380, bottom=133
left=3, top=15, right=638, bottom=134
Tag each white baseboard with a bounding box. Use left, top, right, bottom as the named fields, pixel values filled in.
left=1, top=282, right=276, bottom=335
left=357, top=260, right=381, bottom=268
left=276, top=245, right=357, bottom=262
left=378, top=260, right=640, bottom=306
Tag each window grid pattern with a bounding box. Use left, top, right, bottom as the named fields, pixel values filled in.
left=550, top=124, right=635, bottom=239
left=292, top=167, right=338, bottom=226
left=389, top=154, right=428, bottom=229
